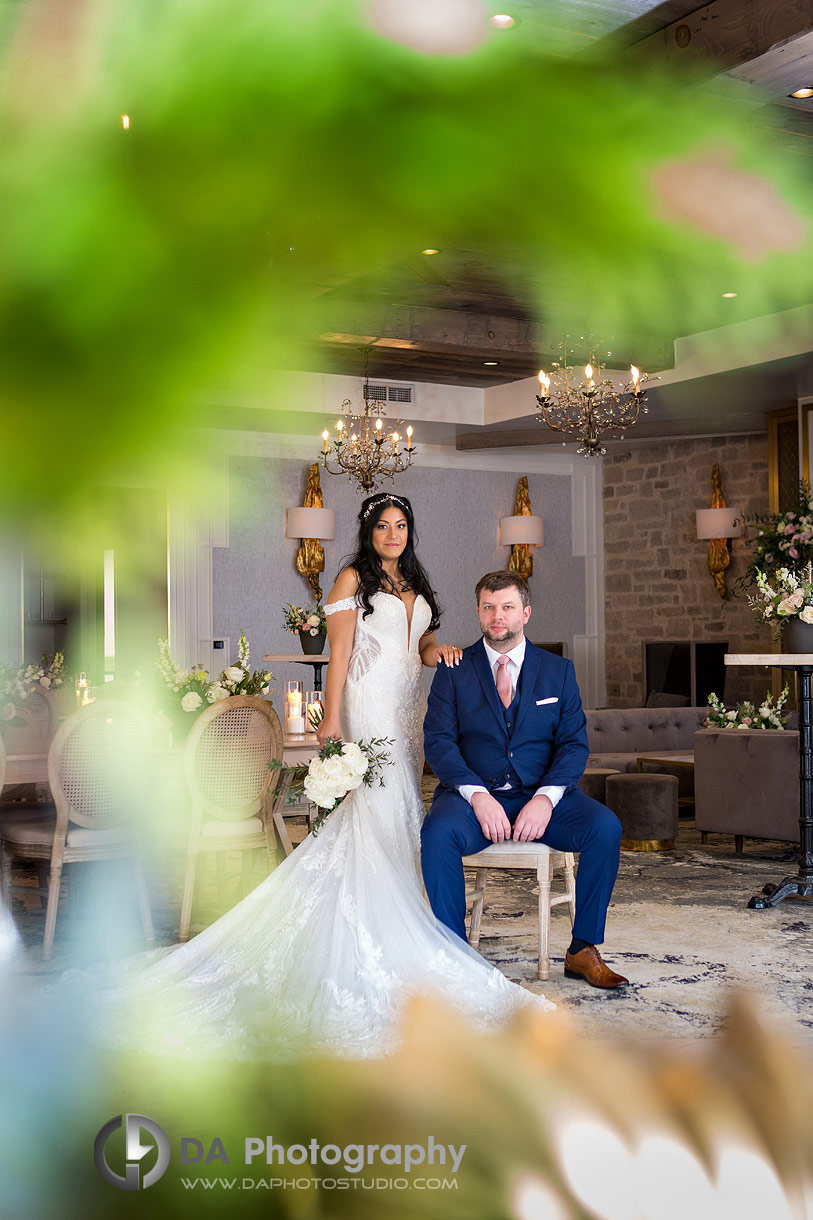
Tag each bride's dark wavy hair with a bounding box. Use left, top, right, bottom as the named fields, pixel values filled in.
left=343, top=493, right=441, bottom=628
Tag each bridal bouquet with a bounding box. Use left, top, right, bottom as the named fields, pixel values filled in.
left=704, top=686, right=790, bottom=730
left=271, top=736, right=393, bottom=835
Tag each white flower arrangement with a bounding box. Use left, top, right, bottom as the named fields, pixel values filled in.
left=282, top=603, right=327, bottom=636
left=749, top=562, right=813, bottom=626
left=705, top=686, right=790, bottom=730
left=271, top=735, right=393, bottom=835
left=0, top=652, right=66, bottom=726
left=156, top=631, right=274, bottom=719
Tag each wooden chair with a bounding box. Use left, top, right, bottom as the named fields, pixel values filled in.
left=463, top=842, right=576, bottom=981
left=0, top=700, right=154, bottom=959
left=179, top=694, right=283, bottom=942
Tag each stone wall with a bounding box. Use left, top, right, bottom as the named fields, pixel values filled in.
left=603, top=434, right=773, bottom=708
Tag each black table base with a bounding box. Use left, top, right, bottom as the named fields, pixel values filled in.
left=749, top=877, right=813, bottom=909
left=749, top=664, right=813, bottom=910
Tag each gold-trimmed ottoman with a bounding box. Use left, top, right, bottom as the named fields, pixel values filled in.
left=604, top=772, right=679, bottom=851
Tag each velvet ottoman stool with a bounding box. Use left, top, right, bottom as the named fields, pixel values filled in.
left=578, top=768, right=621, bottom=804
left=604, top=772, right=679, bottom=851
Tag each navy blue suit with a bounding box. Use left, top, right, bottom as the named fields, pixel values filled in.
left=421, top=638, right=621, bottom=946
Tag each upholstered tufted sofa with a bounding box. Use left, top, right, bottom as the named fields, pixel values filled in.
left=585, top=706, right=709, bottom=800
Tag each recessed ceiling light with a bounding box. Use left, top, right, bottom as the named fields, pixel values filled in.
left=121, top=114, right=130, bottom=129
left=483, top=361, right=498, bottom=366
left=421, top=248, right=439, bottom=256
left=490, top=14, right=515, bottom=28
left=789, top=87, right=813, bottom=99
left=721, top=291, right=738, bottom=298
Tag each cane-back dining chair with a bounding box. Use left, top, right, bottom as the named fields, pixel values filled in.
left=0, top=699, right=154, bottom=958
left=179, top=694, right=283, bottom=942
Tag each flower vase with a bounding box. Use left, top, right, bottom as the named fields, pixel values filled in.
left=782, top=617, right=813, bottom=654
left=300, top=631, right=326, bottom=655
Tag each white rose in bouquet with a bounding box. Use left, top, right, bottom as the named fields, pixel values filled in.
left=306, top=615, right=320, bottom=627
left=40, top=676, right=51, bottom=689
left=181, top=691, right=202, bottom=712
left=321, top=755, right=348, bottom=782
left=207, top=683, right=230, bottom=703
left=800, top=606, right=813, bottom=624
left=223, top=666, right=243, bottom=683
left=342, top=742, right=369, bottom=781
left=304, top=773, right=338, bottom=808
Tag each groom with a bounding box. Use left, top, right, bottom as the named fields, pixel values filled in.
left=421, top=570, right=628, bottom=989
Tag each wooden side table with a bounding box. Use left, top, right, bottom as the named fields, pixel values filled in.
left=725, top=653, right=813, bottom=908
left=262, top=653, right=330, bottom=692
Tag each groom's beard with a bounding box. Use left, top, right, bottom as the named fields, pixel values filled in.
left=482, top=626, right=523, bottom=650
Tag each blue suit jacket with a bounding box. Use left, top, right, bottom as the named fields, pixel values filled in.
left=423, top=638, right=589, bottom=795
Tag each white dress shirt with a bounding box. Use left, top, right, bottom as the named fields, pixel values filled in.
left=458, top=636, right=566, bottom=809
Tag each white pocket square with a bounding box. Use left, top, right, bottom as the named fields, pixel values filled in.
left=536, top=697, right=558, bottom=705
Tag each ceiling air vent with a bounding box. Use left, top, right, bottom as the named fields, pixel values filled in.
left=366, top=381, right=414, bottom=405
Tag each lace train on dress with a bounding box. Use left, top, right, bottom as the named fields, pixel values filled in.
left=74, top=592, right=554, bottom=1061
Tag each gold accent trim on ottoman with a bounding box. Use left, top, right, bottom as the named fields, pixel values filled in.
left=620, top=837, right=676, bottom=852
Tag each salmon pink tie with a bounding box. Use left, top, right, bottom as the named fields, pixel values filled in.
left=496, top=655, right=512, bottom=708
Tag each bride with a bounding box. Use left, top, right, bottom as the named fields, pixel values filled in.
left=80, top=493, right=554, bottom=1061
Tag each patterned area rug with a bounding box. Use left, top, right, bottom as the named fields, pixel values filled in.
left=415, top=778, right=813, bottom=1043
left=6, top=790, right=813, bottom=1044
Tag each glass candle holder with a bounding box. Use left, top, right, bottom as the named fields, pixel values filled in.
left=305, top=691, right=324, bottom=734
left=284, top=680, right=305, bottom=735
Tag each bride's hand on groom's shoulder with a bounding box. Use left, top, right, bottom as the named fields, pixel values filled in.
left=436, top=644, right=462, bottom=667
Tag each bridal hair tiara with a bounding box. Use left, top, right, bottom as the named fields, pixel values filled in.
left=362, top=494, right=408, bottom=519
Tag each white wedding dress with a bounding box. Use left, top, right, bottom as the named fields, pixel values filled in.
left=83, top=592, right=554, bottom=1061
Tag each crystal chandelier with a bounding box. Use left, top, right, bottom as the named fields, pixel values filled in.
left=535, top=343, right=655, bottom=457
left=320, top=362, right=415, bottom=493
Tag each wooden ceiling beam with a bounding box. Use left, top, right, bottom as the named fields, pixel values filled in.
left=628, top=0, right=813, bottom=74
left=313, top=302, right=675, bottom=369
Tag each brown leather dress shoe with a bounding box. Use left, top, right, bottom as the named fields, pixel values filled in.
left=564, top=946, right=629, bottom=989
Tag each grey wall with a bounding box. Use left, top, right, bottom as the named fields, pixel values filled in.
left=212, top=455, right=585, bottom=720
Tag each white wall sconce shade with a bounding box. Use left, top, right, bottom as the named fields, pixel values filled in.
left=695, top=508, right=742, bottom=540
left=499, top=515, right=544, bottom=546
left=286, top=507, right=336, bottom=540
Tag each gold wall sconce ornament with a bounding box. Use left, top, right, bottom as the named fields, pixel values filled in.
left=286, top=464, right=335, bottom=601
left=535, top=342, right=656, bottom=457
left=499, top=476, right=544, bottom=580
left=695, top=464, right=742, bottom=600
